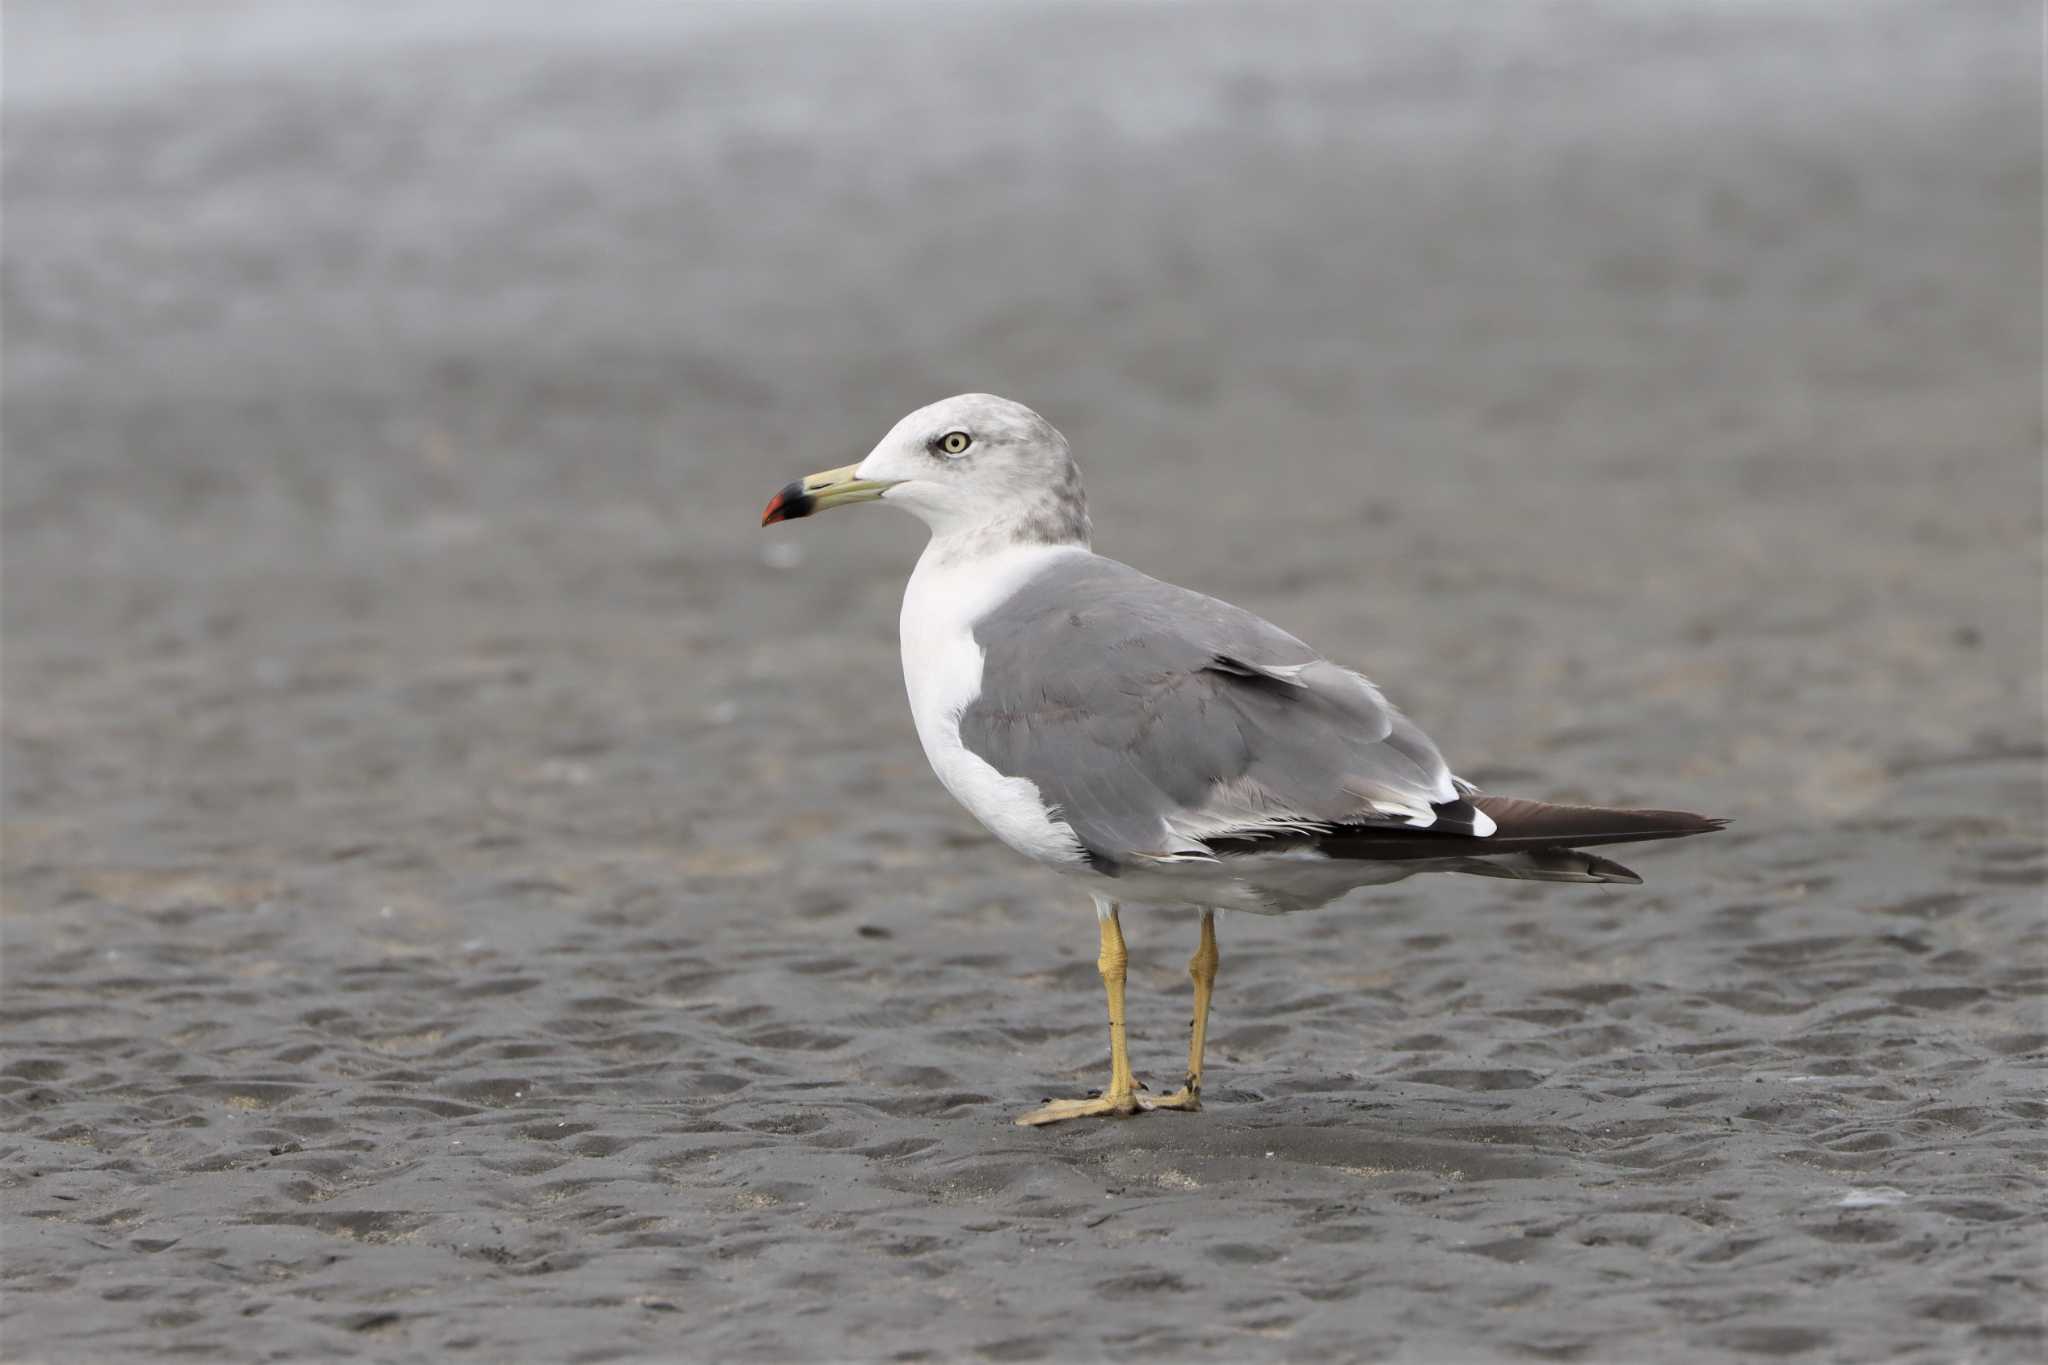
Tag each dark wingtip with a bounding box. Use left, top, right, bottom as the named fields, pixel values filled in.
left=761, top=480, right=814, bottom=526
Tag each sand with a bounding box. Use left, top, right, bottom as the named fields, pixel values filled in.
left=2, top=1, right=2042, bottom=1360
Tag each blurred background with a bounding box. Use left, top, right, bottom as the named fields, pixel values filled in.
left=3, top=2, right=2042, bottom=1360
left=6, top=0, right=2038, bottom=865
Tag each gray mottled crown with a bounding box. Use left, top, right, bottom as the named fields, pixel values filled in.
left=904, top=393, right=1092, bottom=552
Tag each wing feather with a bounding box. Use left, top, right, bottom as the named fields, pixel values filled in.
left=958, top=557, right=1484, bottom=868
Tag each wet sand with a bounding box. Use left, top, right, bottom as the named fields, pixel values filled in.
left=3, top=1, right=2043, bottom=1360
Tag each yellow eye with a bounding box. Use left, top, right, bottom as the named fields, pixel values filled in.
left=938, top=431, right=972, bottom=456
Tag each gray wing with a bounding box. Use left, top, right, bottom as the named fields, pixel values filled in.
left=958, top=556, right=1487, bottom=868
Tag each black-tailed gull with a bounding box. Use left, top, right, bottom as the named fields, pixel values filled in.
left=762, top=394, right=1723, bottom=1126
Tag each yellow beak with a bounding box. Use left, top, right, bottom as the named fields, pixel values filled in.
left=761, top=463, right=898, bottom=526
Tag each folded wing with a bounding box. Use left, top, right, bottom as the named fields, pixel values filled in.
left=958, top=557, right=1489, bottom=870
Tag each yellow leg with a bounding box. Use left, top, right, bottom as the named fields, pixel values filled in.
left=1152, top=911, right=1218, bottom=1112
left=1015, top=899, right=1148, bottom=1126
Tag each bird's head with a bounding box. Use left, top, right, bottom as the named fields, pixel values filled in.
left=761, top=394, right=1090, bottom=548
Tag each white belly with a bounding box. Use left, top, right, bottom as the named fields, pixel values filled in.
left=899, top=542, right=1092, bottom=869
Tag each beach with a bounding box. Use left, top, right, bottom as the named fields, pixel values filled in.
left=2, top=1, right=2042, bottom=1359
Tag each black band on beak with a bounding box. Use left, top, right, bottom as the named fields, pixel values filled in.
left=761, top=481, right=815, bottom=526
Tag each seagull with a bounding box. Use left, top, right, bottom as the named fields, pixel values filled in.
left=762, top=394, right=1724, bottom=1126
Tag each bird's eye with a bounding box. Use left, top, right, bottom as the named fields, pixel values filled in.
left=937, top=431, right=972, bottom=457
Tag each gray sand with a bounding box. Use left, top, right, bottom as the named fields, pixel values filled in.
left=3, top=1, right=2042, bottom=1360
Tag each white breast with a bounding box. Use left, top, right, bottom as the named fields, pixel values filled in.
left=899, top=541, right=1093, bottom=869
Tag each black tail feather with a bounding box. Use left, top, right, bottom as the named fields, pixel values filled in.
left=1209, top=796, right=1726, bottom=863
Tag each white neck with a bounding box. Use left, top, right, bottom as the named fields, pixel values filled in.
left=909, top=518, right=1089, bottom=572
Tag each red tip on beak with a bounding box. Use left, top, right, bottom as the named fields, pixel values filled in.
left=761, top=479, right=811, bottom=527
